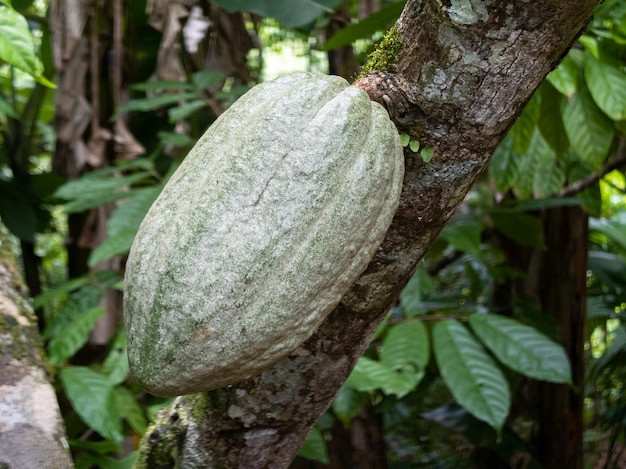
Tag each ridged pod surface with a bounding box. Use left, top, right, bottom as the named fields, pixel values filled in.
left=124, top=72, right=404, bottom=396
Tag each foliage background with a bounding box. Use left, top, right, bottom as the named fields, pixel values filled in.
left=1, top=0, right=626, bottom=467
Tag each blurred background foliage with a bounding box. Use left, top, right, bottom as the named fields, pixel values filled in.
left=1, top=0, right=626, bottom=467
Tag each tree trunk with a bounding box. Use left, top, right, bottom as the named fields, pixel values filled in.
left=532, top=206, right=587, bottom=468
left=0, top=225, right=74, bottom=468
left=134, top=1, right=600, bottom=467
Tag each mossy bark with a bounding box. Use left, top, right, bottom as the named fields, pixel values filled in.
left=0, top=225, right=74, bottom=468
left=136, top=1, right=600, bottom=467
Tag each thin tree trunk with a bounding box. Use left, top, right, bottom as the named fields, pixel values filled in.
left=532, top=206, right=588, bottom=468
left=135, top=1, right=600, bottom=467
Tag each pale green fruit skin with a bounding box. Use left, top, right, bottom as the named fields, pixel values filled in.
left=124, top=72, right=404, bottom=397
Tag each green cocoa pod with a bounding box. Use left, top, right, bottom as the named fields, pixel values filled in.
left=124, top=72, right=404, bottom=396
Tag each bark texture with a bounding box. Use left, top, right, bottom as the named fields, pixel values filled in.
left=135, top=1, right=600, bottom=467
left=0, top=225, right=73, bottom=468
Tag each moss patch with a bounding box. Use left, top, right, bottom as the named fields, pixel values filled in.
left=360, top=26, right=402, bottom=76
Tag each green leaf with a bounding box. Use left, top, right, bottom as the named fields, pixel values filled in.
left=0, top=94, right=17, bottom=118
left=210, top=0, right=340, bottom=28
left=102, top=331, right=129, bottom=386
left=511, top=93, right=540, bottom=154
left=469, top=314, right=572, bottom=384
left=527, top=131, right=564, bottom=197
left=157, top=131, right=194, bottom=147
left=433, top=320, right=510, bottom=432
left=60, top=367, right=123, bottom=446
left=48, top=307, right=106, bottom=364
left=114, top=386, right=147, bottom=435
left=345, top=357, right=419, bottom=398
left=298, top=426, right=329, bottom=464
left=88, top=228, right=136, bottom=266
left=590, top=216, right=626, bottom=251
left=490, top=211, right=544, bottom=248
left=584, top=52, right=626, bottom=121
left=562, top=78, right=614, bottom=170
left=489, top=136, right=518, bottom=193
left=54, top=172, right=151, bottom=213
left=399, top=133, right=410, bottom=147
left=441, top=220, right=483, bottom=256
left=33, top=275, right=90, bottom=308
left=106, top=187, right=160, bottom=236
left=400, top=269, right=435, bottom=317
left=43, top=284, right=102, bottom=340
left=409, top=139, right=420, bottom=153
left=332, top=384, right=368, bottom=424
left=192, top=70, right=225, bottom=89
left=546, top=50, right=581, bottom=96
left=324, top=1, right=406, bottom=50
left=168, top=99, right=207, bottom=122
left=132, top=80, right=195, bottom=92
left=381, top=321, right=429, bottom=372
left=538, top=82, right=569, bottom=156
left=420, top=147, right=433, bottom=162
left=0, top=4, right=41, bottom=77
left=112, top=92, right=199, bottom=120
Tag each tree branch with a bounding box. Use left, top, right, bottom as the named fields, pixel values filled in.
left=135, top=1, right=601, bottom=467
left=557, top=136, right=626, bottom=198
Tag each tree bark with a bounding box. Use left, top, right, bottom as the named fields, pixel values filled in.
left=532, top=206, right=588, bottom=469
left=0, top=225, right=74, bottom=468
left=135, top=1, right=600, bottom=467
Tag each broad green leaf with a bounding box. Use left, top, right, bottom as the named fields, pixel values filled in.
left=469, top=314, right=572, bottom=384
left=489, top=136, right=518, bottom=192
left=157, top=131, right=194, bottom=147
left=584, top=52, right=626, bottom=121
left=399, top=133, right=410, bottom=146
left=55, top=172, right=150, bottom=200
left=60, top=367, right=123, bottom=446
left=0, top=4, right=41, bottom=77
left=345, top=357, right=420, bottom=398
left=562, top=79, right=614, bottom=170
left=590, top=217, right=626, bottom=251
left=132, top=80, right=195, bottom=92
left=324, top=1, right=406, bottom=50
left=48, top=307, right=106, bottom=364
left=511, top=93, right=540, bottom=154
left=381, top=321, right=429, bottom=372
left=102, top=331, right=129, bottom=385
left=527, top=131, right=564, bottom=197
left=168, top=99, right=207, bottom=122
left=433, top=320, right=510, bottom=432
left=192, top=70, right=225, bottom=89
left=112, top=92, right=198, bottom=119
left=298, top=426, right=329, bottom=463
left=546, top=50, right=581, bottom=96
left=441, top=220, right=483, bottom=256
left=33, top=275, right=90, bottom=308
left=0, top=94, right=17, bottom=117
left=114, top=386, right=147, bottom=435
left=210, top=0, right=340, bottom=28
left=43, top=285, right=102, bottom=340
left=400, top=268, right=435, bottom=317
left=54, top=172, right=151, bottom=213
left=106, top=187, right=160, bottom=236
left=490, top=211, right=544, bottom=248
left=538, top=82, right=569, bottom=156
left=88, top=228, right=137, bottom=266
left=332, top=384, right=369, bottom=424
